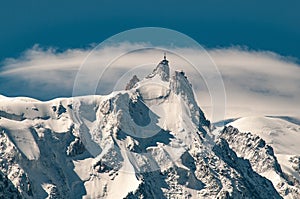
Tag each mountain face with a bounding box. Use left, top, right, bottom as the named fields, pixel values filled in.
left=0, top=57, right=299, bottom=198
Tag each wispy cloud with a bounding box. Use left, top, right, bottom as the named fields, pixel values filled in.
left=0, top=43, right=299, bottom=119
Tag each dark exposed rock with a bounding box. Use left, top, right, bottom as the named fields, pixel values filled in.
left=125, top=75, right=140, bottom=90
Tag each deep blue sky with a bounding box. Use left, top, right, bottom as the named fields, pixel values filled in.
left=1, top=0, right=300, bottom=62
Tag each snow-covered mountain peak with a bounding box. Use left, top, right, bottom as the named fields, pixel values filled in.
left=125, top=57, right=210, bottom=134
left=1, top=57, right=300, bottom=198
left=146, top=54, right=170, bottom=81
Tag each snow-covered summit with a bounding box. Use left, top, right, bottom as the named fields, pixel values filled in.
left=146, top=54, right=170, bottom=81
left=0, top=57, right=299, bottom=198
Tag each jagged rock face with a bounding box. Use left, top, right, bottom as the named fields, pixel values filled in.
left=0, top=58, right=298, bottom=198
left=125, top=75, right=140, bottom=90
left=0, top=130, right=33, bottom=198
left=0, top=170, right=22, bottom=199
left=220, top=126, right=282, bottom=174
left=213, top=138, right=281, bottom=199
left=220, top=126, right=300, bottom=198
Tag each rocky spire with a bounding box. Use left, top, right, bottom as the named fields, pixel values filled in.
left=146, top=53, right=170, bottom=81
left=170, top=70, right=210, bottom=129
left=125, top=75, right=140, bottom=90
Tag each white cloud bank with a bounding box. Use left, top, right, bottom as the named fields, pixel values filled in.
left=0, top=43, right=299, bottom=119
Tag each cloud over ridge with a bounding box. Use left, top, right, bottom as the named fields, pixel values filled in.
left=0, top=43, right=299, bottom=118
